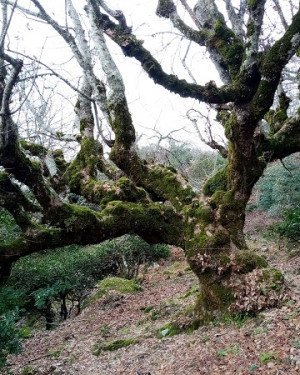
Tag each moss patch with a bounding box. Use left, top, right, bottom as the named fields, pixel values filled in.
left=84, top=277, right=142, bottom=309
left=98, top=277, right=142, bottom=294
left=157, top=319, right=200, bottom=338
left=20, top=140, right=47, bottom=157
left=235, top=251, right=268, bottom=273
left=144, top=164, right=195, bottom=210
left=93, top=338, right=137, bottom=355
left=203, top=167, right=228, bottom=196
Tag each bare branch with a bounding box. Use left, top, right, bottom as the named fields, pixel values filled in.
left=250, top=9, right=300, bottom=122
left=0, top=0, right=18, bottom=50
left=178, top=0, right=202, bottom=29
left=273, top=0, right=289, bottom=30
left=181, top=41, right=197, bottom=84
left=8, top=49, right=92, bottom=101
left=187, top=108, right=228, bottom=158
left=94, top=11, right=244, bottom=104
left=222, top=0, right=245, bottom=40
left=27, top=0, right=112, bottom=129
left=87, top=0, right=136, bottom=150
left=0, top=53, right=23, bottom=115
left=97, top=0, right=131, bottom=33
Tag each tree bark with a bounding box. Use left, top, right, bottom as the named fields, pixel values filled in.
left=1, top=0, right=299, bottom=321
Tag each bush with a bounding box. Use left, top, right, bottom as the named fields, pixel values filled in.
left=255, top=155, right=300, bottom=216
left=272, top=206, right=300, bottom=243
left=6, top=235, right=170, bottom=328
left=105, top=235, right=170, bottom=279
left=0, top=310, right=21, bottom=368
left=0, top=207, right=21, bottom=245
left=188, top=153, right=226, bottom=190
left=0, top=286, right=28, bottom=368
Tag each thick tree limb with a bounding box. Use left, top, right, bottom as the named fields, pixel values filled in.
left=157, top=0, right=232, bottom=83
left=0, top=197, right=184, bottom=278
left=249, top=9, right=300, bottom=122
left=268, top=114, right=300, bottom=159
left=242, top=0, right=267, bottom=71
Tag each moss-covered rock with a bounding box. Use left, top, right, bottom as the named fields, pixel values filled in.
left=93, top=338, right=137, bottom=355
left=97, top=277, right=142, bottom=295
left=84, top=277, right=142, bottom=308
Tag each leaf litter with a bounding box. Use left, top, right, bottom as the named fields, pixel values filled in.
left=6, top=241, right=300, bottom=375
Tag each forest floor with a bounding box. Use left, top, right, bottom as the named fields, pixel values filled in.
left=5, top=212, right=300, bottom=375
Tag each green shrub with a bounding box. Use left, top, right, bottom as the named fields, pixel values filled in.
left=7, top=235, right=170, bottom=327
left=0, top=286, right=28, bottom=368
left=272, top=206, right=300, bottom=243
left=0, top=286, right=28, bottom=315
left=254, top=155, right=300, bottom=217
left=107, top=235, right=170, bottom=279
left=0, top=207, right=21, bottom=244
left=0, top=310, right=21, bottom=368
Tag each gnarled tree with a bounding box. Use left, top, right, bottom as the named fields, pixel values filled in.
left=1, top=0, right=299, bottom=321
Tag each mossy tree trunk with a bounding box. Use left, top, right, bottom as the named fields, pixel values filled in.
left=87, top=0, right=299, bottom=318
left=184, top=112, right=275, bottom=320
left=1, top=0, right=300, bottom=319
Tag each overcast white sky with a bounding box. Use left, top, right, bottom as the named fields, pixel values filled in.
left=6, top=0, right=298, bottom=153
left=6, top=0, right=226, bottom=152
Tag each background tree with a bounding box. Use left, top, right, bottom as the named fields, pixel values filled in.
left=0, top=0, right=300, bottom=320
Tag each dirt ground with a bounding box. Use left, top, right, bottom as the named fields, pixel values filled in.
left=5, top=220, right=300, bottom=375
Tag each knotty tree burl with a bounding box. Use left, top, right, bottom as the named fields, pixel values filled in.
left=1, top=0, right=300, bottom=321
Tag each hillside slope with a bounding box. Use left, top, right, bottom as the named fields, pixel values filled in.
left=6, top=243, right=300, bottom=375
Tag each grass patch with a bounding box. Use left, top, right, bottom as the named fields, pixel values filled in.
left=259, top=351, right=278, bottom=363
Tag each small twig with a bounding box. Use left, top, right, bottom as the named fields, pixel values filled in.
left=279, top=158, right=292, bottom=175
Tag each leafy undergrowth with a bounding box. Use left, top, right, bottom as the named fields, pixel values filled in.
left=5, top=244, right=300, bottom=375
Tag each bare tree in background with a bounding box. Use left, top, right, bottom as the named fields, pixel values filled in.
left=1, top=0, right=300, bottom=320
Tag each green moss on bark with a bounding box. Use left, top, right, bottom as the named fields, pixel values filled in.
left=51, top=149, right=68, bottom=174
left=20, top=140, right=47, bottom=157
left=224, top=111, right=239, bottom=141
left=101, top=200, right=183, bottom=244
left=235, top=251, right=267, bottom=272
left=264, top=93, right=290, bottom=135
left=66, top=138, right=104, bottom=192
left=156, top=0, right=176, bottom=18
left=78, top=177, right=148, bottom=208
left=203, top=167, right=228, bottom=196
left=195, top=277, right=234, bottom=322
left=212, top=20, right=244, bottom=78
left=144, top=164, right=196, bottom=210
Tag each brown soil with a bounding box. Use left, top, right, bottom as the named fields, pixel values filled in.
left=5, top=242, right=300, bottom=375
